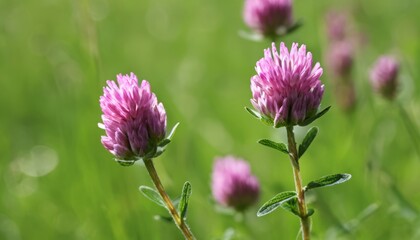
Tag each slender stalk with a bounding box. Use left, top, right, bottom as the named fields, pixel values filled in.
left=397, top=102, right=420, bottom=160
left=235, top=211, right=256, bottom=239
left=143, top=158, right=195, bottom=240
left=286, top=126, right=311, bottom=240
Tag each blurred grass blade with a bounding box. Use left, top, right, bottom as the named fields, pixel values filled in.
left=342, top=203, right=380, bottom=232
left=258, top=139, right=289, bottom=154
left=305, top=173, right=351, bottom=191
left=257, top=191, right=296, bottom=217
left=139, top=185, right=165, bottom=207
left=178, top=181, right=192, bottom=220
left=397, top=103, right=420, bottom=160
left=298, top=127, right=318, bottom=158
left=221, top=228, right=236, bottom=240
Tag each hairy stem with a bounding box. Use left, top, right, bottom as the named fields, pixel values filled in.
left=143, top=158, right=195, bottom=240
left=286, top=126, right=311, bottom=240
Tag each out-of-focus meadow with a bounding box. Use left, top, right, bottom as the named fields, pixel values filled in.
left=1, top=0, right=420, bottom=239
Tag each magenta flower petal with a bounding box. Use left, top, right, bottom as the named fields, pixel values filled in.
left=211, top=156, right=260, bottom=211
left=99, top=73, right=167, bottom=160
left=369, top=56, right=399, bottom=100
left=250, top=42, right=324, bottom=127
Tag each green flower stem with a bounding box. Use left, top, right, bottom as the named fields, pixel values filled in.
left=397, top=103, right=420, bottom=160
left=235, top=211, right=256, bottom=239
left=143, top=158, right=195, bottom=240
left=286, top=126, right=311, bottom=240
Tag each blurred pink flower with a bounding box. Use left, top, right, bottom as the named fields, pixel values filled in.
left=326, top=10, right=348, bottom=42
left=99, top=73, right=167, bottom=160
left=250, top=42, right=324, bottom=127
left=244, top=0, right=294, bottom=37
left=211, top=156, right=260, bottom=211
left=327, top=41, right=354, bottom=77
left=370, top=56, right=399, bottom=100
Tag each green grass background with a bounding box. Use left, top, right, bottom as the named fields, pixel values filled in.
left=1, top=0, right=420, bottom=239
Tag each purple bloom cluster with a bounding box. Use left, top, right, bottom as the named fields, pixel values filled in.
left=327, top=41, right=353, bottom=77
left=326, top=11, right=348, bottom=42
left=99, top=73, right=167, bottom=160
left=211, top=156, right=260, bottom=211
left=370, top=56, right=399, bottom=100
left=324, top=10, right=357, bottom=112
left=251, top=42, right=324, bottom=127
left=243, top=0, right=293, bottom=37
left=325, top=11, right=354, bottom=79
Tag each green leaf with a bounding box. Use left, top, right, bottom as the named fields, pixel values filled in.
left=115, top=159, right=136, bottom=166
left=306, top=209, right=315, bottom=217
left=151, top=122, right=180, bottom=159
left=167, top=122, right=180, bottom=140
left=172, top=197, right=180, bottom=208
left=280, top=197, right=300, bottom=216
left=245, top=107, right=261, bottom=119
left=139, top=185, right=165, bottom=207
left=153, top=147, right=165, bottom=158
left=285, top=20, right=303, bottom=35
left=257, top=191, right=297, bottom=217
left=298, top=127, right=318, bottom=158
left=178, top=181, right=192, bottom=220
left=115, top=124, right=180, bottom=162
left=261, top=115, right=275, bottom=126
left=245, top=107, right=274, bottom=126
left=153, top=215, right=173, bottom=222
left=305, top=173, right=352, bottom=191
left=158, top=139, right=171, bottom=148
left=300, top=106, right=331, bottom=126
left=279, top=199, right=314, bottom=217
left=258, top=139, right=288, bottom=154
left=147, top=148, right=159, bottom=160
left=239, top=30, right=264, bottom=42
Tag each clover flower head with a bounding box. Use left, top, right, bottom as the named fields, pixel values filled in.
left=211, top=156, right=260, bottom=211
left=326, top=10, right=348, bottom=42
left=99, top=73, right=167, bottom=161
left=251, top=42, right=324, bottom=127
left=370, top=56, right=399, bottom=100
left=327, top=41, right=354, bottom=77
left=244, top=0, right=294, bottom=37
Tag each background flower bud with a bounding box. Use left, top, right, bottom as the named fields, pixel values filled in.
left=369, top=56, right=399, bottom=100
left=325, top=10, right=348, bottom=42
left=243, top=0, right=294, bottom=37
left=211, top=156, right=260, bottom=211
left=327, top=41, right=354, bottom=78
